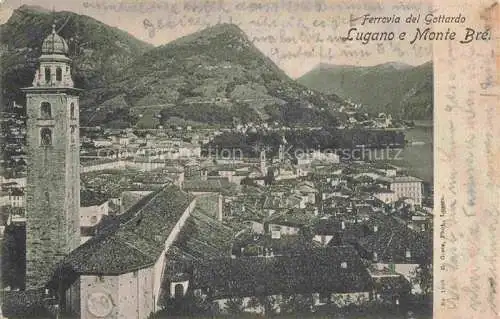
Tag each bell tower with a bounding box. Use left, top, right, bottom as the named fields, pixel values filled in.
left=22, top=24, right=81, bottom=288
left=260, top=149, right=267, bottom=176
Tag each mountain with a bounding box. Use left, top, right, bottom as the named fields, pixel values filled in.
left=297, top=61, right=433, bottom=120
left=91, top=23, right=344, bottom=128
left=0, top=5, right=153, bottom=112
left=0, top=5, right=152, bottom=115
left=1, top=7, right=345, bottom=128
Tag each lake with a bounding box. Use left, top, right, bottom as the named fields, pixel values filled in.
left=394, top=125, right=434, bottom=184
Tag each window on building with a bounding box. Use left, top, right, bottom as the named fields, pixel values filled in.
left=174, top=283, right=184, bottom=298
left=70, top=103, right=75, bottom=119
left=405, top=249, right=412, bottom=259
left=70, top=126, right=76, bottom=144
left=40, top=128, right=52, bottom=146
left=41, top=102, right=51, bottom=119
left=45, top=67, right=51, bottom=82
left=56, top=67, right=62, bottom=81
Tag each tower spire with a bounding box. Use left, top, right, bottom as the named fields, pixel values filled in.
left=51, top=5, right=56, bottom=34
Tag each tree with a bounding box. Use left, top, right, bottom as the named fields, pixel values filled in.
left=1, top=224, right=26, bottom=289
left=247, top=295, right=278, bottom=316
left=411, top=263, right=432, bottom=297
left=157, top=293, right=217, bottom=317
left=280, top=294, right=313, bottom=314
left=224, top=296, right=245, bottom=314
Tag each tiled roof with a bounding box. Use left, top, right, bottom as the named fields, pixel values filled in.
left=313, top=218, right=344, bottom=235
left=266, top=210, right=313, bottom=228
left=80, top=189, right=108, bottom=207
left=391, top=176, right=423, bottom=183
left=182, top=178, right=236, bottom=195
left=191, top=246, right=373, bottom=299
left=163, top=208, right=235, bottom=280
left=60, top=185, right=194, bottom=275
left=63, top=234, right=155, bottom=274
left=234, top=234, right=322, bottom=257
left=169, top=207, right=235, bottom=261
left=356, top=216, right=431, bottom=264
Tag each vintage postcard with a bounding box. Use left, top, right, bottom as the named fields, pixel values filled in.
left=0, top=0, right=497, bottom=318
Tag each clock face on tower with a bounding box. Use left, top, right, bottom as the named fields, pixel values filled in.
left=87, top=292, right=114, bottom=317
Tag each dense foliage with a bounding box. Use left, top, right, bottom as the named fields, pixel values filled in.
left=1, top=224, right=26, bottom=289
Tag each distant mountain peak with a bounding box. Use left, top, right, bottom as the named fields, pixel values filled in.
left=15, top=4, right=52, bottom=14
left=311, top=61, right=413, bottom=73
left=314, top=63, right=359, bottom=71
left=419, top=61, right=433, bottom=67
left=166, top=23, right=250, bottom=48
left=204, top=23, right=246, bottom=34
left=375, top=61, right=413, bottom=70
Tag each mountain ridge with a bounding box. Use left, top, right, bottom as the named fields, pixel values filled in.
left=0, top=5, right=153, bottom=113
left=1, top=7, right=345, bottom=128
left=101, top=22, right=343, bottom=128
left=297, top=61, right=433, bottom=120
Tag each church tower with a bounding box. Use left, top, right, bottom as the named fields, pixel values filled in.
left=22, top=24, right=81, bottom=288
left=260, top=149, right=267, bottom=176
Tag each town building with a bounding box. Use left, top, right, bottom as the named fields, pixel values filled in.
left=189, top=246, right=374, bottom=314
left=389, top=176, right=424, bottom=206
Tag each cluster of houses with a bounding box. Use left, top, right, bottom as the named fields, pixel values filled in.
left=1, top=117, right=431, bottom=318
left=1, top=143, right=432, bottom=318
left=0, top=24, right=432, bottom=318
left=0, top=106, right=27, bottom=185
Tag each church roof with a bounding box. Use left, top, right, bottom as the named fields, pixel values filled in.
left=41, top=24, right=69, bottom=55
left=182, top=178, right=236, bottom=195
left=162, top=207, right=235, bottom=277
left=59, top=185, right=194, bottom=275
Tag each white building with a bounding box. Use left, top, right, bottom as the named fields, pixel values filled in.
left=389, top=176, right=423, bottom=206
left=8, top=188, right=25, bottom=207
left=372, top=189, right=396, bottom=204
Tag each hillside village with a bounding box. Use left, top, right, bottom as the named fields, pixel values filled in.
left=1, top=124, right=433, bottom=317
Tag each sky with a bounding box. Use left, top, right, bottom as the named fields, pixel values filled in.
left=1, top=0, right=434, bottom=78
